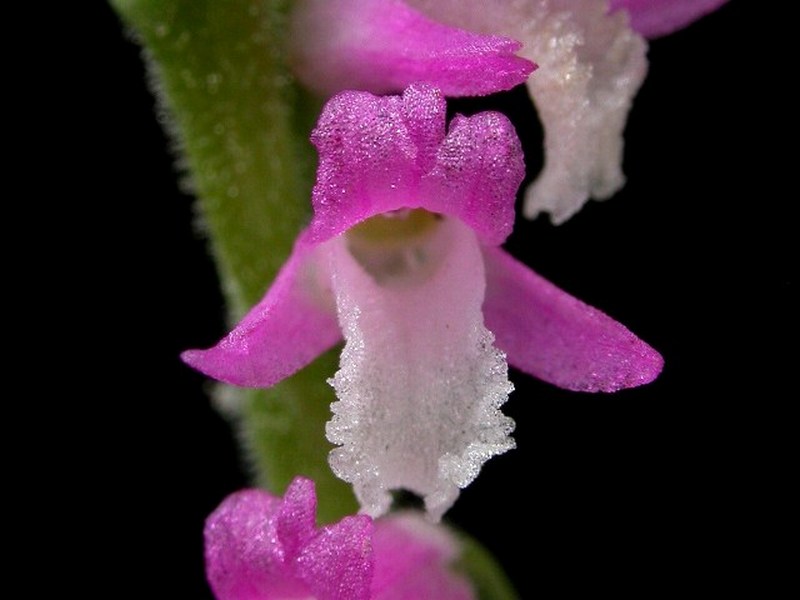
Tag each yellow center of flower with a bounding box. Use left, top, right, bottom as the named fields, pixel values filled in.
left=347, top=208, right=440, bottom=245
left=345, top=209, right=443, bottom=285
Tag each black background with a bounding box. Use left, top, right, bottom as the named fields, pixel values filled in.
left=55, top=2, right=788, bottom=597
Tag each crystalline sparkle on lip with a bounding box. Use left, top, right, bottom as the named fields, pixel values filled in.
left=325, top=213, right=515, bottom=519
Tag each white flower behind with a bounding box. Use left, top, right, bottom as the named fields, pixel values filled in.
left=408, top=0, right=648, bottom=223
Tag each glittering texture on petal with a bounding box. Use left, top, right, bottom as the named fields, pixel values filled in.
left=276, top=477, right=318, bottom=560
left=205, top=478, right=374, bottom=600
left=310, top=85, right=523, bottom=247
left=408, top=0, right=648, bottom=223
left=520, top=0, right=647, bottom=222
left=296, top=516, right=374, bottom=600
left=181, top=234, right=341, bottom=387
left=482, top=246, right=663, bottom=392
left=308, top=86, right=446, bottom=243
left=289, top=0, right=534, bottom=98
left=205, top=488, right=308, bottom=600
left=420, top=112, right=524, bottom=246
left=326, top=219, right=515, bottom=520
left=610, top=0, right=729, bottom=38
left=371, top=514, right=474, bottom=600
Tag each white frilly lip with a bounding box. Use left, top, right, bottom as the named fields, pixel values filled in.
left=408, top=0, right=648, bottom=223
left=520, top=0, right=648, bottom=223
left=325, top=217, right=515, bottom=520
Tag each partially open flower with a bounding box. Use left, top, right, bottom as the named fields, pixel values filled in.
left=408, top=0, right=727, bottom=222
left=206, top=477, right=474, bottom=600
left=404, top=0, right=646, bottom=224
left=291, top=0, right=727, bottom=223
left=183, top=84, right=662, bottom=519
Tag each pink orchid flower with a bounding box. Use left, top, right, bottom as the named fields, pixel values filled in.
left=183, top=84, right=662, bottom=519
left=291, top=0, right=728, bottom=223
left=206, top=477, right=474, bottom=600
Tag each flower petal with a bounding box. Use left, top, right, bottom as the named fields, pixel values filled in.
left=309, top=85, right=446, bottom=243
left=371, top=514, right=474, bottom=600
left=309, top=85, right=523, bottom=246
left=420, top=111, right=524, bottom=246
left=295, top=516, right=374, bottom=600
left=610, top=0, right=729, bottom=38
left=408, top=0, right=648, bottom=223
left=482, top=246, right=663, bottom=392
left=289, top=0, right=534, bottom=98
left=276, top=477, right=318, bottom=560
left=325, top=218, right=514, bottom=520
left=181, top=234, right=341, bottom=387
left=205, top=489, right=304, bottom=600
left=206, top=479, right=374, bottom=600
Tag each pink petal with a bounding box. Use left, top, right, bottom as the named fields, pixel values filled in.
left=296, top=516, right=374, bottom=600
left=482, top=247, right=663, bottom=392
left=205, top=489, right=306, bottom=600
left=371, top=515, right=474, bottom=600
left=309, top=85, right=523, bottom=247
left=421, top=111, right=524, bottom=246
left=289, top=0, right=534, bottom=98
left=276, top=477, right=318, bottom=560
left=181, top=234, right=341, bottom=387
left=205, top=479, right=375, bottom=600
left=308, top=86, right=446, bottom=243
left=609, top=0, right=729, bottom=38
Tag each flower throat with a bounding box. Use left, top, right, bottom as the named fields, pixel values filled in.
left=345, top=209, right=444, bottom=286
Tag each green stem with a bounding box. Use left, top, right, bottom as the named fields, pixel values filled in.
left=457, top=532, right=520, bottom=600
left=111, top=0, right=356, bottom=521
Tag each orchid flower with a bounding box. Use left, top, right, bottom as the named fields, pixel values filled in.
left=291, top=0, right=728, bottom=223
left=206, top=477, right=474, bottom=600
left=183, top=84, right=662, bottom=519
